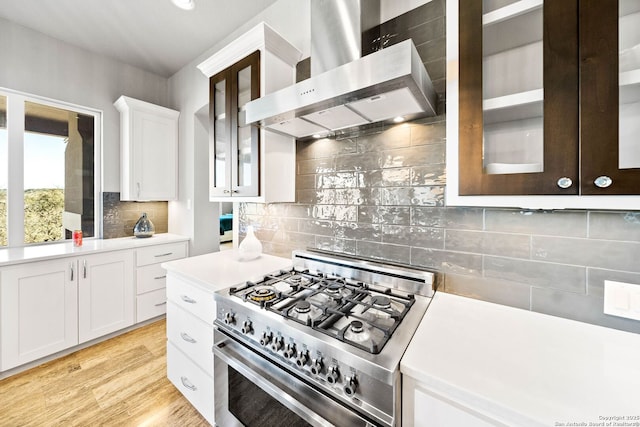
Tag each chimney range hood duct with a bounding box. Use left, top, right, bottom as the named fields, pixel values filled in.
left=244, top=0, right=437, bottom=139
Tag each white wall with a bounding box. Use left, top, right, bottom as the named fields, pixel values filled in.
left=167, top=0, right=310, bottom=256
left=0, top=16, right=169, bottom=193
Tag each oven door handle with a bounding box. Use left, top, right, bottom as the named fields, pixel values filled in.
left=213, top=330, right=376, bottom=427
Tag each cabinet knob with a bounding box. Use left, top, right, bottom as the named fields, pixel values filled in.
left=556, top=177, right=573, bottom=189
left=594, top=176, right=613, bottom=188
left=223, top=190, right=231, bottom=194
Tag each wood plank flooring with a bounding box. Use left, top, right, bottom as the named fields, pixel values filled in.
left=0, top=319, right=210, bottom=426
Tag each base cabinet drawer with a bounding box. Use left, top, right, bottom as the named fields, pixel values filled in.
left=167, top=342, right=214, bottom=425
left=166, top=301, right=213, bottom=376
left=166, top=277, right=215, bottom=323
left=137, top=263, right=167, bottom=294
left=136, top=289, right=167, bottom=322
left=136, top=242, right=188, bottom=267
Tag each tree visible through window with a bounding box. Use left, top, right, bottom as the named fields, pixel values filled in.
left=0, top=91, right=99, bottom=247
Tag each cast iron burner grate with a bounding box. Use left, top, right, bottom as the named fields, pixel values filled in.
left=229, top=268, right=415, bottom=354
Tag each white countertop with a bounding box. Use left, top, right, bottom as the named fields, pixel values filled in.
left=0, top=233, right=189, bottom=267
left=402, top=292, right=640, bottom=427
left=161, top=250, right=292, bottom=292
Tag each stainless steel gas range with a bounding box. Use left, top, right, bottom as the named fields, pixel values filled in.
left=212, top=250, right=436, bottom=427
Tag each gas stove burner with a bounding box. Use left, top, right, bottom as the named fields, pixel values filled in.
left=325, top=283, right=343, bottom=294
left=287, top=274, right=305, bottom=284
left=372, top=296, right=391, bottom=309
left=249, top=286, right=277, bottom=302
left=287, top=300, right=325, bottom=325
left=349, top=320, right=364, bottom=333
left=294, top=300, right=311, bottom=314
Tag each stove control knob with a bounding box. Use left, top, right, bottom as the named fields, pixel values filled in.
left=310, top=358, right=323, bottom=375
left=270, top=336, right=284, bottom=352
left=260, top=331, right=272, bottom=346
left=223, top=312, right=235, bottom=325
left=326, top=365, right=340, bottom=384
left=343, top=376, right=358, bottom=396
left=283, top=343, right=296, bottom=359
left=295, top=350, right=309, bottom=367
left=241, top=320, right=253, bottom=335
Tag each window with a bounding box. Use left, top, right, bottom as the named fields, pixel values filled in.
left=0, top=89, right=101, bottom=247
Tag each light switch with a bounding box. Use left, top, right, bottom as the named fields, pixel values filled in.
left=604, top=280, right=640, bottom=321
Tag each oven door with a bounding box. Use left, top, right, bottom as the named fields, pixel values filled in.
left=213, top=328, right=378, bottom=427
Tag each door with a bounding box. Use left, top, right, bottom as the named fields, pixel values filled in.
left=458, top=0, right=579, bottom=195
left=131, top=108, right=178, bottom=200
left=209, top=51, right=260, bottom=198
left=78, top=251, right=134, bottom=343
left=579, top=0, right=640, bottom=194
left=0, top=259, right=78, bottom=370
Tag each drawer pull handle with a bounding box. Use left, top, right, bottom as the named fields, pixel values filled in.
left=154, top=275, right=167, bottom=280
left=181, top=295, right=197, bottom=304
left=180, top=376, right=197, bottom=391
left=154, top=301, right=167, bottom=307
left=154, top=252, right=173, bottom=258
left=180, top=332, right=197, bottom=343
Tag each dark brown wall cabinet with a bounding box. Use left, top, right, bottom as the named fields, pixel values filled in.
left=458, top=0, right=640, bottom=196
left=209, top=51, right=260, bottom=198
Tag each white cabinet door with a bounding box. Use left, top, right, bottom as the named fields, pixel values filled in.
left=78, top=251, right=135, bottom=343
left=0, top=259, right=78, bottom=370
left=403, top=376, right=504, bottom=427
left=115, top=95, right=179, bottom=201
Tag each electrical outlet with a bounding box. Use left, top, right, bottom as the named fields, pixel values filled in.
left=604, top=280, right=640, bottom=321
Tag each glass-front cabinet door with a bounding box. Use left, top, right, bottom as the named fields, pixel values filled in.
left=458, top=0, right=640, bottom=198
left=209, top=51, right=260, bottom=198
left=459, top=0, right=579, bottom=195
left=580, top=0, right=640, bottom=195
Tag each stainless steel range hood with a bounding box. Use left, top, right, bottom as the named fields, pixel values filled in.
left=245, top=0, right=437, bottom=139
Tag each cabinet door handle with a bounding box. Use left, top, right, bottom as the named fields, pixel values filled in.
left=154, top=275, right=167, bottom=280
left=70, top=263, right=74, bottom=281
left=154, top=252, right=173, bottom=258
left=232, top=190, right=239, bottom=193
left=154, top=301, right=167, bottom=307
left=137, top=182, right=141, bottom=198
left=83, top=259, right=87, bottom=279
left=180, top=332, right=197, bottom=343
left=556, top=177, right=573, bottom=189
left=181, top=295, right=197, bottom=304
left=223, top=189, right=231, bottom=194
left=180, top=376, right=197, bottom=391
left=594, top=176, right=613, bottom=188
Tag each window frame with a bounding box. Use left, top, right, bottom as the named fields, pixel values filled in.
left=1, top=87, right=102, bottom=248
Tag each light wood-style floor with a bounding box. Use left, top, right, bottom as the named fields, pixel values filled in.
left=0, top=319, right=210, bottom=427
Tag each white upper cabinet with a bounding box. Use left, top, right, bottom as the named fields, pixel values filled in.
left=198, top=22, right=302, bottom=203
left=114, top=96, right=180, bottom=201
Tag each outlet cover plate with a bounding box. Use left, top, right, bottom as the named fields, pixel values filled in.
left=604, top=280, right=640, bottom=321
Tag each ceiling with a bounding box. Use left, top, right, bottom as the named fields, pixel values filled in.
left=0, top=0, right=279, bottom=78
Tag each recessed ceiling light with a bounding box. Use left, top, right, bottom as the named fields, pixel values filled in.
left=393, top=116, right=405, bottom=123
left=171, top=0, right=195, bottom=10
left=312, top=134, right=322, bottom=139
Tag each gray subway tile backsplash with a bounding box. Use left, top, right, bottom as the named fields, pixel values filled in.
left=532, top=236, right=640, bottom=273
left=236, top=2, right=640, bottom=335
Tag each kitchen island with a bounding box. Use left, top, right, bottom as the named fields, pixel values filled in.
left=161, top=250, right=292, bottom=425
left=402, top=292, right=640, bottom=427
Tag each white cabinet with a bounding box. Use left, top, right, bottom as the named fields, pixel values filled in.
left=0, top=250, right=134, bottom=371
left=135, top=241, right=188, bottom=323
left=78, top=251, right=135, bottom=343
left=403, top=376, right=503, bottom=427
left=0, top=258, right=78, bottom=370
left=197, top=22, right=302, bottom=203
left=114, top=95, right=180, bottom=201
left=165, top=275, right=216, bottom=425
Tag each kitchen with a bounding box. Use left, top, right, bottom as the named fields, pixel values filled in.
left=1, top=0, right=640, bottom=426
